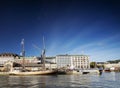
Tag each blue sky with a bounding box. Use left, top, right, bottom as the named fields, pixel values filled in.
left=0, top=0, right=120, bottom=62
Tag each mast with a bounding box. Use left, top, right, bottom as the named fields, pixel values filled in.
left=21, top=39, right=25, bottom=70
left=42, top=36, right=46, bottom=70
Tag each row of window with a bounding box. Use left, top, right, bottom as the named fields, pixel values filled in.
left=57, top=56, right=89, bottom=59
left=58, top=64, right=90, bottom=69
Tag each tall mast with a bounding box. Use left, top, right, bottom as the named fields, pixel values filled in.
left=21, top=39, right=25, bottom=70
left=43, top=36, right=45, bottom=51
left=21, top=39, right=25, bottom=56
left=42, top=36, right=46, bottom=70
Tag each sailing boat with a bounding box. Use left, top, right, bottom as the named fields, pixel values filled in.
left=9, top=38, right=57, bottom=75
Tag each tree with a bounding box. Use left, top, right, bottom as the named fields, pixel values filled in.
left=107, top=59, right=120, bottom=63
left=90, top=62, right=97, bottom=68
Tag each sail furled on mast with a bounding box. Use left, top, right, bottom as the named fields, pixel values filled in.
left=21, top=39, right=25, bottom=57
left=41, top=36, right=46, bottom=70
left=42, top=36, right=46, bottom=57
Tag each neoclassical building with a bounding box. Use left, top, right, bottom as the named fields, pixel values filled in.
left=56, top=54, right=90, bottom=69
left=0, top=53, right=19, bottom=66
left=0, top=53, right=57, bottom=70
left=0, top=53, right=41, bottom=67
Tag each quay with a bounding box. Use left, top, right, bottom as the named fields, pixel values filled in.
left=57, top=69, right=100, bottom=75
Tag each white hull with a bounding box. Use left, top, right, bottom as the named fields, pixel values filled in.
left=9, top=70, right=56, bottom=75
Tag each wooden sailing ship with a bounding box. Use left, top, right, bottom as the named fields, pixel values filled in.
left=9, top=38, right=57, bottom=75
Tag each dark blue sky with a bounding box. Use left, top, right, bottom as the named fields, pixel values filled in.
left=0, top=0, right=120, bottom=61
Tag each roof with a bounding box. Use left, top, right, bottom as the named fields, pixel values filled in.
left=56, top=54, right=89, bottom=57
left=0, top=52, right=19, bottom=57
left=46, top=57, right=56, bottom=59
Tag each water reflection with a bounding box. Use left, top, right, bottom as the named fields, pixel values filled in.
left=0, top=73, right=120, bottom=88
left=69, top=75, right=91, bottom=88
left=3, top=76, right=47, bottom=88
left=103, top=72, right=116, bottom=81
left=8, top=76, right=37, bottom=88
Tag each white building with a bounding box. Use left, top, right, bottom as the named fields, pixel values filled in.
left=45, top=57, right=56, bottom=63
left=0, top=53, right=19, bottom=66
left=14, top=56, right=40, bottom=64
left=56, top=54, right=90, bottom=69
left=104, top=63, right=120, bottom=69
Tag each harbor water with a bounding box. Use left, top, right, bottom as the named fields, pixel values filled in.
left=0, top=72, right=120, bottom=88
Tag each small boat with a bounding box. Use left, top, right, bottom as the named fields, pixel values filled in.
left=104, top=68, right=112, bottom=72
left=82, top=72, right=90, bottom=74
left=57, top=69, right=82, bottom=75
left=66, top=70, right=82, bottom=75
left=82, top=69, right=99, bottom=75
left=57, top=69, right=67, bottom=74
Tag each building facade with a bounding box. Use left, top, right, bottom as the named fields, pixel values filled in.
left=104, top=63, right=120, bottom=68
left=0, top=53, right=19, bottom=66
left=56, top=54, right=90, bottom=69
left=45, top=57, right=56, bottom=63
left=0, top=53, right=90, bottom=70
left=0, top=53, right=57, bottom=70
left=14, top=56, right=40, bottom=65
